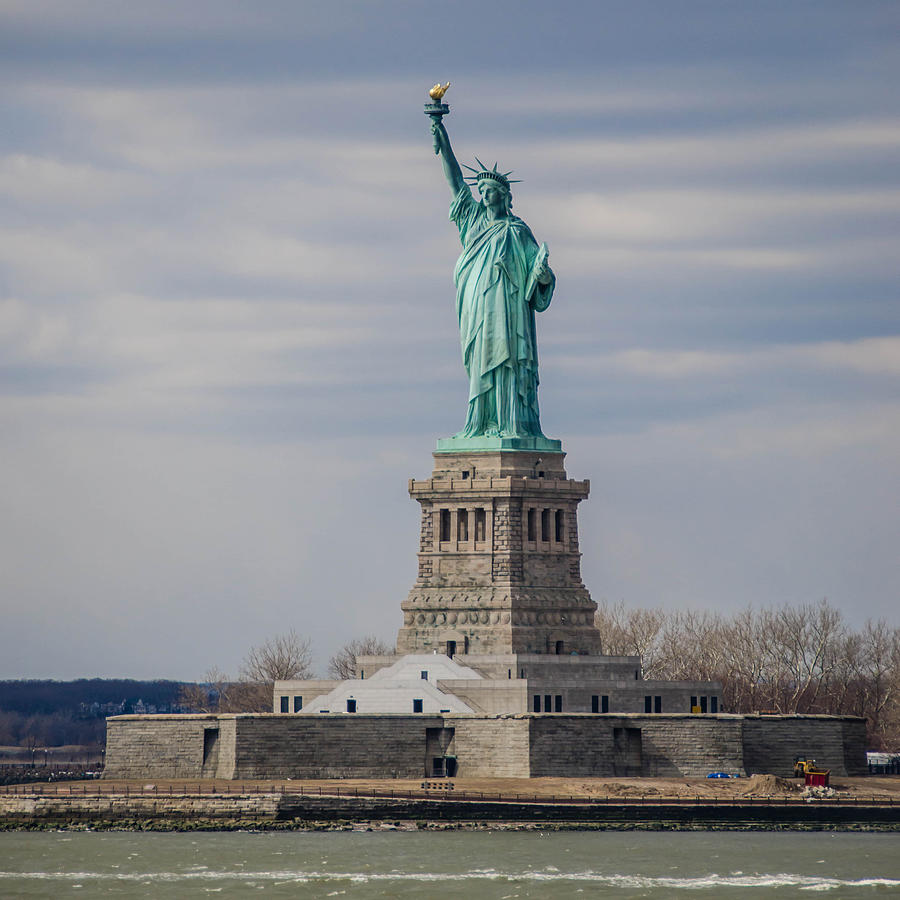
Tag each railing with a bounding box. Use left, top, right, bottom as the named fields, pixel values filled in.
left=1, top=781, right=896, bottom=807
left=410, top=477, right=590, bottom=494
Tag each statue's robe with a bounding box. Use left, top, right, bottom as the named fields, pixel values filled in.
left=450, top=186, right=555, bottom=437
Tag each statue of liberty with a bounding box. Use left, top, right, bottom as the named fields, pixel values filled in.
left=428, top=91, right=557, bottom=447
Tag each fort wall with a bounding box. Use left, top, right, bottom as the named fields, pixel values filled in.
left=104, top=713, right=867, bottom=780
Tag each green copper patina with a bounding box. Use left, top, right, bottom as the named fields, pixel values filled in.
left=428, top=90, right=561, bottom=454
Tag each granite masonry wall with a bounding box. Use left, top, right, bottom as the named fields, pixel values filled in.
left=105, top=713, right=867, bottom=780
left=529, top=716, right=616, bottom=776
left=447, top=716, right=531, bottom=777
left=842, top=719, right=869, bottom=776
left=637, top=716, right=745, bottom=776
left=105, top=716, right=225, bottom=780
left=742, top=716, right=867, bottom=777
left=232, top=715, right=444, bottom=779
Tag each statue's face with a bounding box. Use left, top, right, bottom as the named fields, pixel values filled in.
left=480, top=183, right=505, bottom=211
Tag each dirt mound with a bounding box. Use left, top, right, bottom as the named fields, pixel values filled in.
left=587, top=782, right=662, bottom=797
left=739, top=774, right=798, bottom=796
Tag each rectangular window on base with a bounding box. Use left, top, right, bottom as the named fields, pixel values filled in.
left=279, top=695, right=289, bottom=713
left=555, top=509, right=564, bottom=542
left=554, top=695, right=562, bottom=712
left=711, top=696, right=719, bottom=714
left=541, top=508, right=550, bottom=541
left=457, top=509, right=468, bottom=541
left=654, top=695, right=661, bottom=714
left=413, top=698, right=423, bottom=713
left=591, top=695, right=599, bottom=713
left=475, top=508, right=486, bottom=542
left=644, top=695, right=652, bottom=713
left=293, top=696, right=303, bottom=713
left=533, top=695, right=541, bottom=713
left=440, top=509, right=451, bottom=542
left=544, top=694, right=551, bottom=712
left=527, top=508, right=536, bottom=541
left=346, top=699, right=357, bottom=713
left=602, top=695, right=609, bottom=713
left=700, top=696, right=708, bottom=713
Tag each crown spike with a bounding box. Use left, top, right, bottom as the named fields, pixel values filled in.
left=467, top=157, right=520, bottom=191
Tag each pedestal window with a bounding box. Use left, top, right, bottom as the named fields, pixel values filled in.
left=457, top=509, right=468, bottom=542
left=474, top=508, right=486, bottom=541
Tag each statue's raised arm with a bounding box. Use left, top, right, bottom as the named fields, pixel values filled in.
left=431, top=118, right=466, bottom=197
left=424, top=82, right=466, bottom=197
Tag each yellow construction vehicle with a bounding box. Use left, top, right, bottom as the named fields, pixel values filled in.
left=793, top=756, right=817, bottom=777
left=793, top=756, right=830, bottom=785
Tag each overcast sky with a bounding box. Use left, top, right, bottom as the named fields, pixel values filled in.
left=1, top=1, right=898, bottom=680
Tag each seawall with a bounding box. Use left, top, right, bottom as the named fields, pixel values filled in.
left=3, top=790, right=898, bottom=831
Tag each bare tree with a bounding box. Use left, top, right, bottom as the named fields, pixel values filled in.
left=179, top=667, right=231, bottom=713
left=772, top=599, right=845, bottom=712
left=656, top=609, right=724, bottom=683
left=626, top=607, right=667, bottom=678
left=852, top=619, right=900, bottom=749
left=239, top=631, right=313, bottom=683
left=328, top=635, right=394, bottom=680
left=593, top=599, right=633, bottom=655
left=180, top=632, right=314, bottom=713
left=594, top=601, right=665, bottom=678
left=234, top=631, right=314, bottom=711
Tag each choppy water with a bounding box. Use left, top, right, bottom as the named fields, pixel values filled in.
left=1, top=830, right=898, bottom=898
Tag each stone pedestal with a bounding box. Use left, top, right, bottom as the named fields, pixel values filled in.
left=397, top=449, right=602, bottom=656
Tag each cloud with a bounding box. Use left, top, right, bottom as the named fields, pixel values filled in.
left=0, top=0, right=357, bottom=46
left=512, top=119, right=900, bottom=175
left=539, top=188, right=900, bottom=244
left=0, top=154, right=150, bottom=205
left=573, top=399, right=900, bottom=615
left=552, top=336, right=900, bottom=379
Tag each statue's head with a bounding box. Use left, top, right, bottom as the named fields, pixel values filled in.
left=464, top=159, right=520, bottom=215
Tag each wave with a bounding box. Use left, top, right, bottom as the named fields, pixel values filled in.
left=1, top=869, right=899, bottom=890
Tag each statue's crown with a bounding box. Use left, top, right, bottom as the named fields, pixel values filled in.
left=463, top=158, right=521, bottom=191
